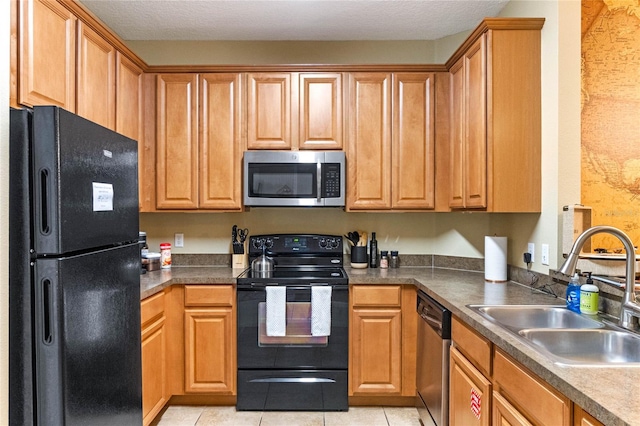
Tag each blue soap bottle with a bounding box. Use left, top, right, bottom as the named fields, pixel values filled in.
left=566, top=273, right=581, bottom=313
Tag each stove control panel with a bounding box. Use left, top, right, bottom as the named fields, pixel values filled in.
left=248, top=234, right=343, bottom=256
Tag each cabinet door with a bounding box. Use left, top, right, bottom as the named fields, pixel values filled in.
left=156, top=74, right=198, bottom=209
left=493, top=391, right=533, bottom=426
left=449, top=346, right=491, bottom=426
left=116, top=53, right=143, bottom=142
left=392, top=73, right=435, bottom=209
left=574, top=405, right=604, bottom=426
left=19, top=0, right=76, bottom=109
left=184, top=308, right=236, bottom=394
left=347, top=73, right=392, bottom=210
left=199, top=74, right=243, bottom=210
left=449, top=58, right=465, bottom=208
left=115, top=53, right=144, bottom=210
left=350, top=307, right=402, bottom=395
left=299, top=73, right=343, bottom=150
left=247, top=73, right=291, bottom=149
left=141, top=293, right=167, bottom=426
left=464, top=35, right=487, bottom=209
left=76, top=21, right=115, bottom=129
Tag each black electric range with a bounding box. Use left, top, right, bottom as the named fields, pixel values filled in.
left=236, top=234, right=349, bottom=411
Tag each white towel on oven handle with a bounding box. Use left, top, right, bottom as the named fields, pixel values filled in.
left=266, top=286, right=286, bottom=336
left=311, top=285, right=332, bottom=336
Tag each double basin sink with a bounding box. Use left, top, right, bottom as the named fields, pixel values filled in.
left=468, top=305, right=640, bottom=366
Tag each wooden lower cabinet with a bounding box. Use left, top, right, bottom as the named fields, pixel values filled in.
left=574, top=405, right=604, bottom=426
left=493, top=391, right=533, bottom=426
left=449, top=346, right=491, bottom=426
left=451, top=315, right=598, bottom=426
left=141, top=291, right=168, bottom=426
left=349, top=285, right=417, bottom=399
left=184, top=285, right=236, bottom=394
left=493, top=348, right=571, bottom=426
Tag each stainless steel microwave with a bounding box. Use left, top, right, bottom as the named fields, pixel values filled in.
left=243, top=151, right=345, bottom=207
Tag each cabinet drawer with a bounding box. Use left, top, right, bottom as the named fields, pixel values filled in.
left=493, top=348, right=571, bottom=426
left=184, top=285, right=234, bottom=307
left=451, top=316, right=491, bottom=377
left=141, top=291, right=165, bottom=328
left=352, top=285, right=401, bottom=307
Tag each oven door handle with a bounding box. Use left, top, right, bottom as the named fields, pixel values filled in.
left=246, top=284, right=329, bottom=290
left=249, top=377, right=336, bottom=384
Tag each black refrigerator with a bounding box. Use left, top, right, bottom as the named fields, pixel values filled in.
left=9, top=106, right=143, bottom=426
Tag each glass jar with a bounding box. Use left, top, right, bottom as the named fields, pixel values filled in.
left=390, top=251, right=399, bottom=268
left=380, top=251, right=389, bottom=269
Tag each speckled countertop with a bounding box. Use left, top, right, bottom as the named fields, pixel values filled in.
left=140, top=266, right=638, bottom=426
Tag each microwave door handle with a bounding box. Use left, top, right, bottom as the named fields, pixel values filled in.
left=317, top=162, right=322, bottom=203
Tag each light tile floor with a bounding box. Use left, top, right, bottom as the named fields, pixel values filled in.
left=153, top=405, right=421, bottom=426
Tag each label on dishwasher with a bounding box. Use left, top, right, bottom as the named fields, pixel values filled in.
left=471, top=388, right=481, bottom=419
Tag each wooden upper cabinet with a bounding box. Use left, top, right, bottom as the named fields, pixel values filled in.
left=116, top=53, right=143, bottom=141
left=449, top=58, right=465, bottom=209
left=247, top=73, right=291, bottom=150
left=156, top=74, right=199, bottom=209
left=449, top=36, right=487, bottom=210
left=115, top=53, right=144, bottom=210
left=76, top=21, right=116, bottom=129
left=463, top=35, right=487, bottom=209
left=298, top=73, right=343, bottom=150
left=199, top=73, right=243, bottom=210
left=19, top=0, right=76, bottom=110
left=392, top=73, right=435, bottom=209
left=448, top=21, right=543, bottom=212
left=347, top=72, right=392, bottom=210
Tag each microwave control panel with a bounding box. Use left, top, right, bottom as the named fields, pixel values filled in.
left=322, top=163, right=342, bottom=198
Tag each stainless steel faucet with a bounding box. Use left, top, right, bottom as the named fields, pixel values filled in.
left=558, top=225, right=640, bottom=330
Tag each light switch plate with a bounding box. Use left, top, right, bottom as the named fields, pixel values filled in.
left=527, top=242, right=535, bottom=263
left=175, top=233, right=184, bottom=248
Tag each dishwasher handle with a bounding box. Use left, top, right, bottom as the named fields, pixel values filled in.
left=417, top=291, right=451, bottom=339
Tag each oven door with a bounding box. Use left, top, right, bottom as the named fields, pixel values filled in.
left=237, top=285, right=348, bottom=369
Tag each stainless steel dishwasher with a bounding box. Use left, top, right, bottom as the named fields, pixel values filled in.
left=416, top=290, right=451, bottom=426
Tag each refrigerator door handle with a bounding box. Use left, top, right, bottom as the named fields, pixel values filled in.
left=37, top=168, right=51, bottom=235
left=36, top=277, right=54, bottom=344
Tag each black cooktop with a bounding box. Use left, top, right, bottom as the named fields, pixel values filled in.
left=237, top=233, right=348, bottom=286
left=237, top=266, right=347, bottom=282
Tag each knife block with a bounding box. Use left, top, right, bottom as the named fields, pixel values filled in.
left=232, top=252, right=249, bottom=269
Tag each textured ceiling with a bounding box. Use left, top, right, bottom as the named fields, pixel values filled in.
left=78, top=0, right=510, bottom=41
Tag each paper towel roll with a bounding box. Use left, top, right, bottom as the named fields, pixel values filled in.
left=485, top=236, right=508, bottom=282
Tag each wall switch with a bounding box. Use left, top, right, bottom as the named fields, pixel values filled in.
left=175, top=233, right=184, bottom=248
left=527, top=242, right=535, bottom=263
left=541, top=244, right=549, bottom=265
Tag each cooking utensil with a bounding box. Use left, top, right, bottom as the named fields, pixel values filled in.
left=347, top=231, right=360, bottom=246
left=344, top=235, right=355, bottom=246
left=238, top=228, right=249, bottom=244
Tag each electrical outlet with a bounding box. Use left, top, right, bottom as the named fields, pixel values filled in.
left=541, top=244, right=549, bottom=265
left=175, top=233, right=184, bottom=248
left=527, top=242, right=535, bottom=263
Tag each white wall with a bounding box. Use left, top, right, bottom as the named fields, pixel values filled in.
left=1, top=0, right=10, bottom=421
left=498, top=0, right=581, bottom=270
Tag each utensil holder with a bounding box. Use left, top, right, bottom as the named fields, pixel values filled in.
left=350, top=246, right=368, bottom=268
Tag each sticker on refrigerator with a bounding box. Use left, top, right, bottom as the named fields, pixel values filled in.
left=92, top=182, right=114, bottom=211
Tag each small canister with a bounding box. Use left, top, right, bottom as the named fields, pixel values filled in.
left=380, top=251, right=389, bottom=269
left=390, top=251, right=399, bottom=268
left=160, top=242, right=172, bottom=269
